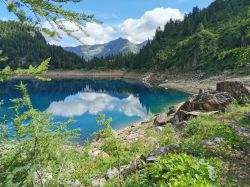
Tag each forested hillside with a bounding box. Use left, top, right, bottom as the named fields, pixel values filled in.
left=88, top=0, right=250, bottom=73
left=0, top=21, right=84, bottom=69
left=1, top=0, right=249, bottom=73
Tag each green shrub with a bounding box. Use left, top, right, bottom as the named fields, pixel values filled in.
left=141, top=154, right=221, bottom=187
left=157, top=125, right=178, bottom=146
left=0, top=83, right=79, bottom=186
left=180, top=114, right=247, bottom=157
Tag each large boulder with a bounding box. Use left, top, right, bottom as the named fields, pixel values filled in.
left=216, top=81, right=250, bottom=100
left=188, top=91, right=233, bottom=111
left=153, top=112, right=171, bottom=126
left=167, top=102, right=184, bottom=116
left=171, top=91, right=233, bottom=125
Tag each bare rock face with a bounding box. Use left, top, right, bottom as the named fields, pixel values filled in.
left=216, top=81, right=250, bottom=100
left=171, top=91, right=233, bottom=125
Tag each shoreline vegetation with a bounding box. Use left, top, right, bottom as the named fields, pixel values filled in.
left=1, top=0, right=250, bottom=185
left=2, top=72, right=249, bottom=186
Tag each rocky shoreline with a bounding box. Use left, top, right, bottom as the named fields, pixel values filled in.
left=15, top=70, right=250, bottom=143
left=43, top=70, right=250, bottom=95
left=89, top=80, right=250, bottom=186
left=15, top=70, right=250, bottom=95
left=113, top=80, right=250, bottom=145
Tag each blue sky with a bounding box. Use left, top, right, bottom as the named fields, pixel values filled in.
left=0, top=0, right=214, bottom=46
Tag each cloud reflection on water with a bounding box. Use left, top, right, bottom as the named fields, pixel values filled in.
left=47, top=92, right=150, bottom=119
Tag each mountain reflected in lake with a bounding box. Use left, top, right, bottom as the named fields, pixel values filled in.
left=0, top=79, right=190, bottom=140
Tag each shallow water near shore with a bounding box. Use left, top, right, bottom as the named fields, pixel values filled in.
left=0, top=79, right=190, bottom=140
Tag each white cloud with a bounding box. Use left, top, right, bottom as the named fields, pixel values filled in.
left=0, top=18, right=9, bottom=21
left=119, top=7, right=183, bottom=43
left=47, top=92, right=150, bottom=119
left=42, top=21, right=116, bottom=46
left=79, top=22, right=116, bottom=45
left=42, top=7, right=183, bottom=46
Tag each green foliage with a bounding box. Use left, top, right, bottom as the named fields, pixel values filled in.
left=181, top=114, right=246, bottom=157
left=0, top=50, right=8, bottom=62
left=2, top=0, right=95, bottom=40
left=0, top=21, right=85, bottom=69
left=0, top=81, right=248, bottom=186
left=0, top=84, right=79, bottom=186
left=217, top=47, right=250, bottom=71
left=157, top=125, right=178, bottom=146
left=0, top=58, right=50, bottom=81
left=96, top=113, right=149, bottom=165
left=141, top=154, right=221, bottom=187
left=88, top=0, right=250, bottom=74
left=222, top=100, right=250, bottom=127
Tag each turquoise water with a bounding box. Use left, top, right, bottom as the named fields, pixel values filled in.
left=0, top=79, right=190, bottom=140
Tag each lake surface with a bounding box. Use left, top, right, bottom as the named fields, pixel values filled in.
left=0, top=79, right=190, bottom=140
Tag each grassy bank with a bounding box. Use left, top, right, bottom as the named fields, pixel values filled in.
left=0, top=84, right=249, bottom=186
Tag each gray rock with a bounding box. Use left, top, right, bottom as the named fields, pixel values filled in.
left=120, top=160, right=139, bottom=176
left=145, top=156, right=158, bottom=163
left=141, top=144, right=180, bottom=162
left=106, top=167, right=119, bottom=179
left=206, top=137, right=225, bottom=146
left=34, top=170, right=52, bottom=185
left=171, top=91, right=233, bottom=125
left=88, top=148, right=109, bottom=158
left=167, top=102, right=184, bottom=116
left=92, top=177, right=106, bottom=187
left=67, top=180, right=81, bottom=187
left=216, top=81, right=250, bottom=100
left=153, top=113, right=170, bottom=126
left=154, top=126, right=164, bottom=132
left=247, top=112, right=250, bottom=119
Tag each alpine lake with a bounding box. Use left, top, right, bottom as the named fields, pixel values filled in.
left=0, top=79, right=190, bottom=141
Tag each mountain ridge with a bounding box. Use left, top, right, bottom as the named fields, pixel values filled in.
left=64, top=38, right=147, bottom=60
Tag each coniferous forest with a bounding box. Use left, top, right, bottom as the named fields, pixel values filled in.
left=0, top=0, right=249, bottom=74
left=0, top=21, right=84, bottom=70
left=0, top=0, right=250, bottom=186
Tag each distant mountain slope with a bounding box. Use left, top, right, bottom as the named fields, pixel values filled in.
left=64, top=38, right=147, bottom=60
left=86, top=0, right=250, bottom=73
left=0, top=21, right=84, bottom=69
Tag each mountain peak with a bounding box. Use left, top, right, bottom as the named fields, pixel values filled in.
left=64, top=38, right=147, bottom=60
